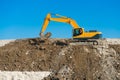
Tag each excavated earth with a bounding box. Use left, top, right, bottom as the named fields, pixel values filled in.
left=0, top=38, right=120, bottom=80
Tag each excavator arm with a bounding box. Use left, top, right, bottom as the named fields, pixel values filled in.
left=40, top=13, right=80, bottom=38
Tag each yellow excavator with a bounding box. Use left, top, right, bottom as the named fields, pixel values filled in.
left=40, top=13, right=102, bottom=44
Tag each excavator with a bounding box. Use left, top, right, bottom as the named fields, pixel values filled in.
left=40, top=13, right=102, bottom=44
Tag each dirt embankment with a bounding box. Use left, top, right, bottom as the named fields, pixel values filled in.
left=109, top=45, right=120, bottom=74
left=0, top=38, right=119, bottom=80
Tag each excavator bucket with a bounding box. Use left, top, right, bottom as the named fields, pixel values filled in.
left=44, top=32, right=52, bottom=38
left=40, top=32, right=52, bottom=39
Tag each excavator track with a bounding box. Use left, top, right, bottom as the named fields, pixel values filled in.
left=69, top=39, right=99, bottom=45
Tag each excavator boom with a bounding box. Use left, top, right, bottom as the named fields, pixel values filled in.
left=40, top=13, right=80, bottom=36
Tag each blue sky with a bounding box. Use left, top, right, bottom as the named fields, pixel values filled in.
left=0, top=0, right=120, bottom=39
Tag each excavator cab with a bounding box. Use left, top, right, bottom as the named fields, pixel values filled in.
left=73, top=28, right=83, bottom=36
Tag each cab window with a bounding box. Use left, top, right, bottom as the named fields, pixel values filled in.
left=73, top=28, right=83, bottom=36
left=73, top=29, right=80, bottom=36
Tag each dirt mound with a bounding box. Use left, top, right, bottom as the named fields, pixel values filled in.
left=0, top=38, right=119, bottom=80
